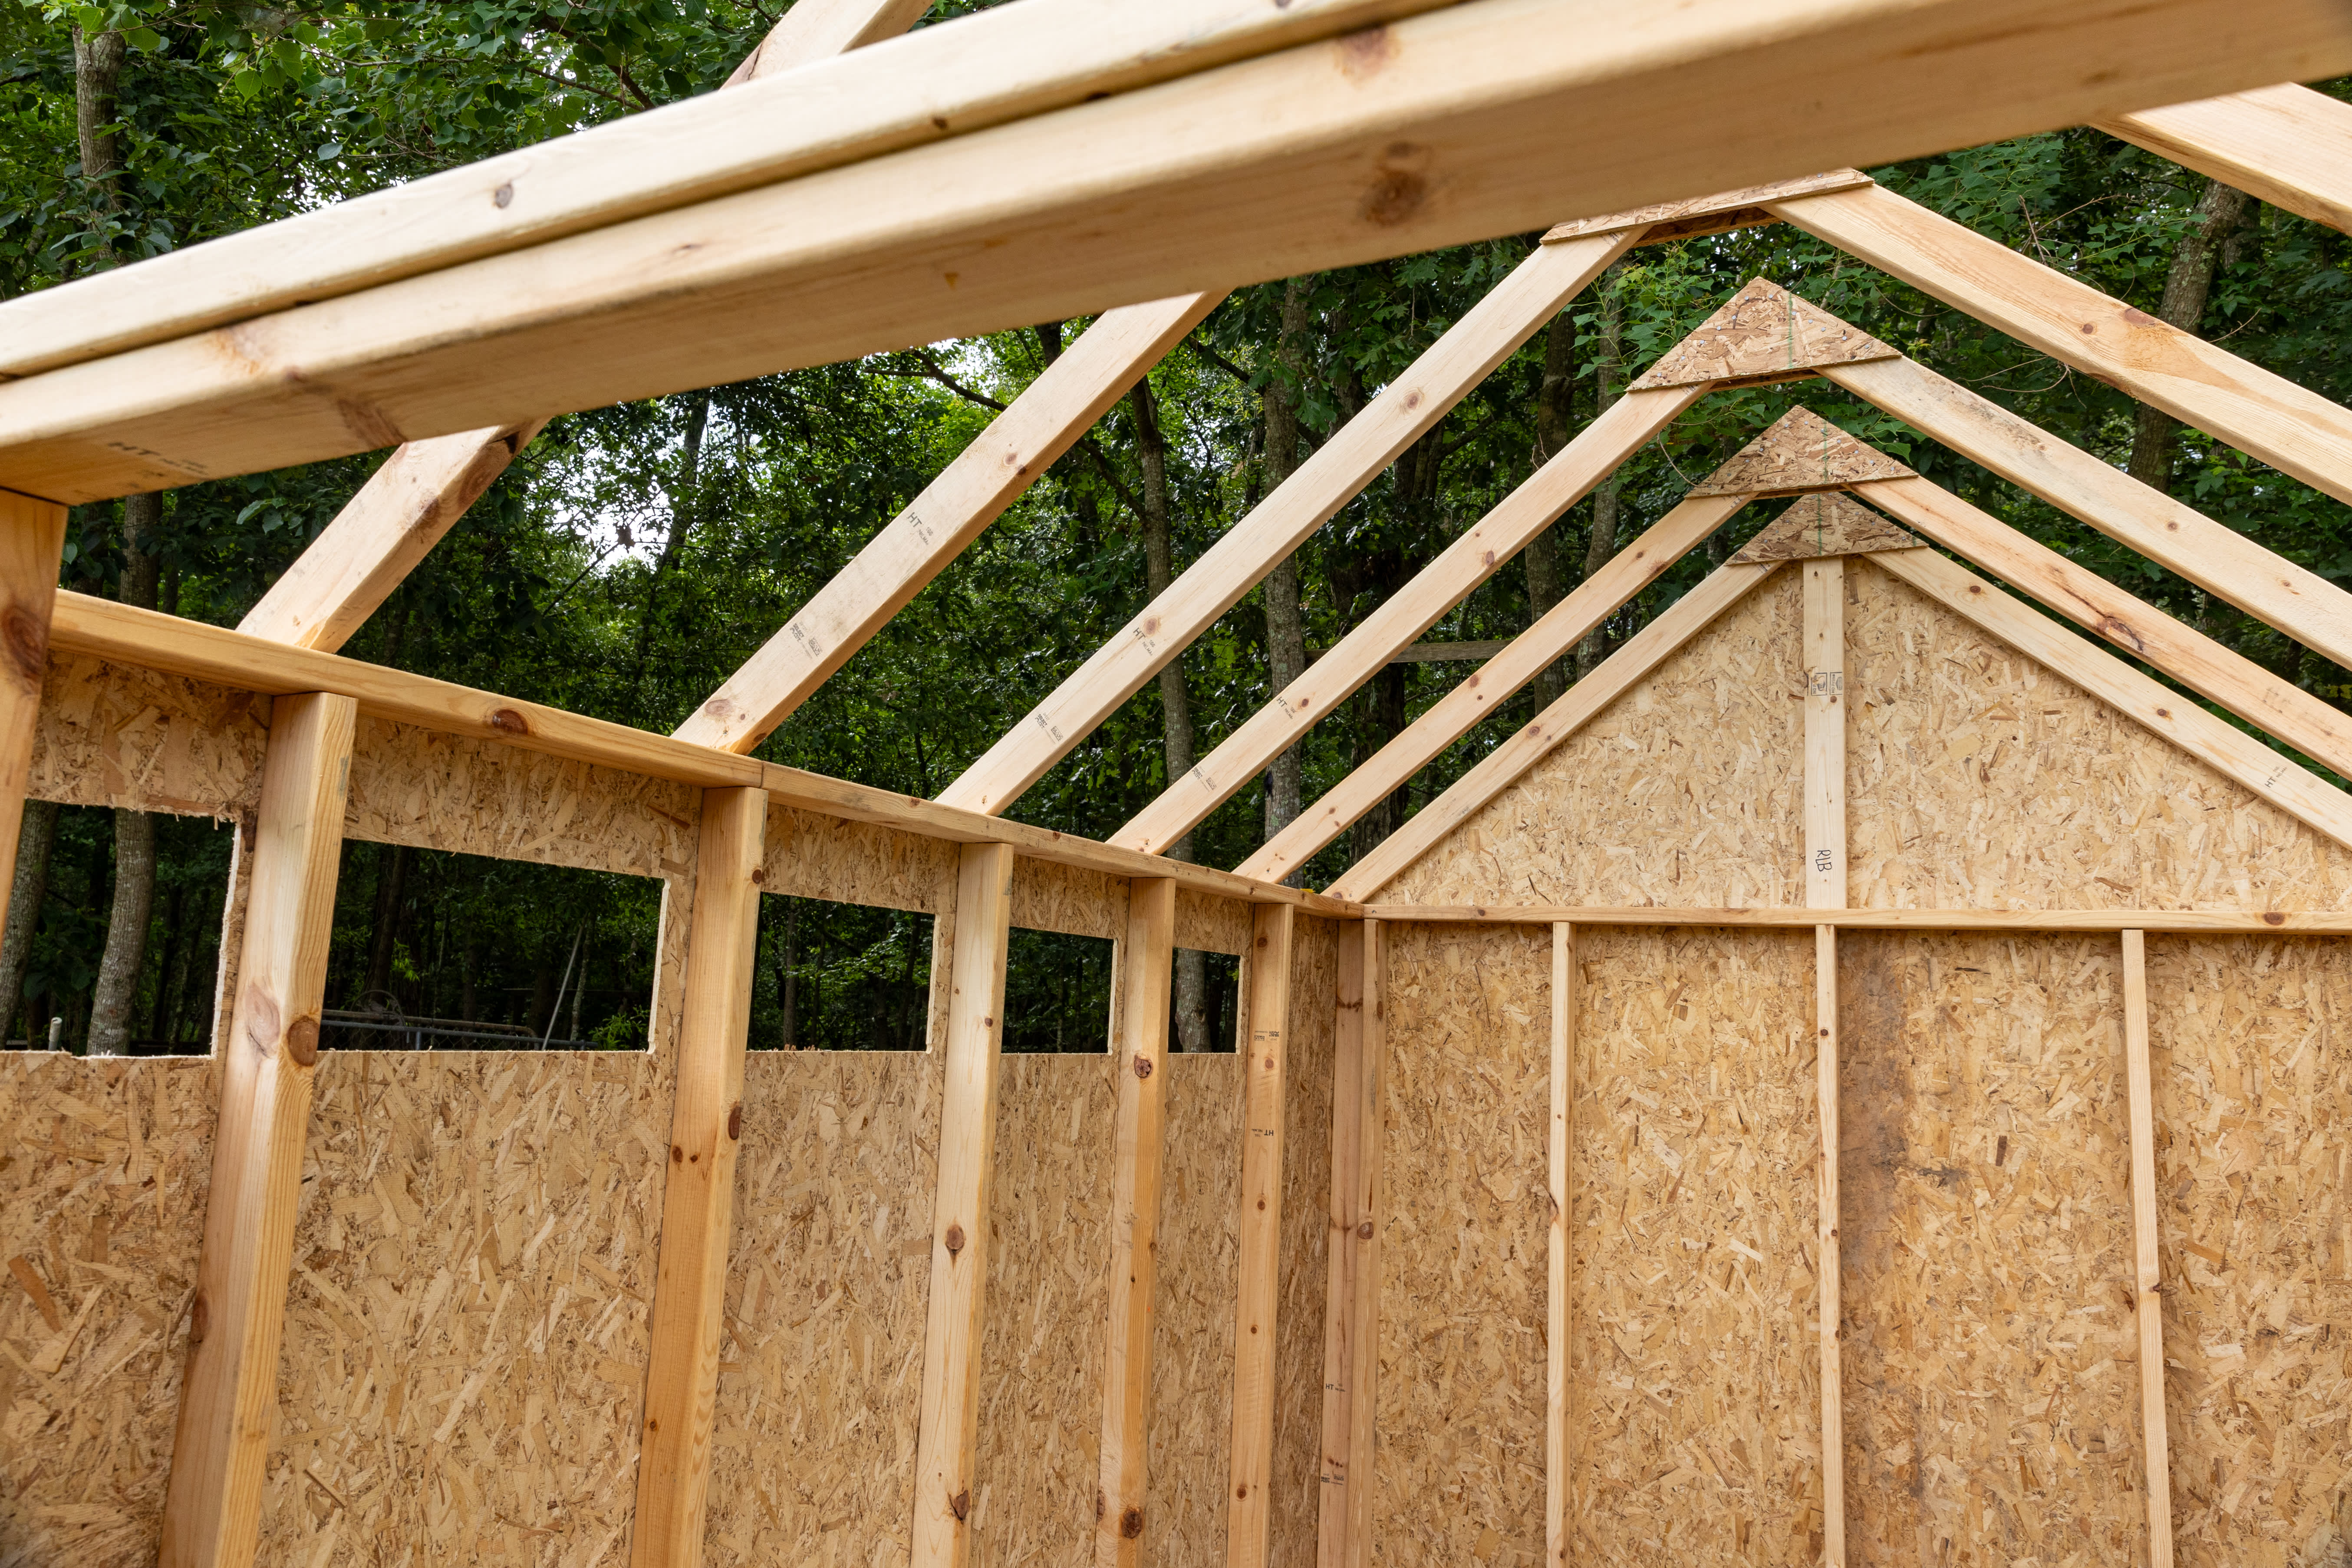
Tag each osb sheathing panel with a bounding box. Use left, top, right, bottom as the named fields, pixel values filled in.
left=1175, top=891, right=1252, bottom=959
left=254, top=1051, right=671, bottom=1568
left=1380, top=571, right=1802, bottom=907
left=1374, top=923, right=1549, bottom=1564
left=704, top=1050, right=944, bottom=1568
left=769, top=804, right=958, bottom=915
left=1845, top=558, right=2352, bottom=910
left=1010, top=858, right=1124, bottom=940
left=1567, top=928, right=1818, bottom=1563
left=1268, top=916, right=1339, bottom=1568
left=0, top=1056, right=214, bottom=1568
left=1838, top=932, right=2145, bottom=1566
left=970, top=1055, right=1114, bottom=1568
left=1144, top=1054, right=1242, bottom=1567
left=2144, top=937, right=2352, bottom=1566
left=29, top=652, right=265, bottom=818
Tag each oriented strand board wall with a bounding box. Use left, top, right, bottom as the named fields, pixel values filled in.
left=704, top=1050, right=944, bottom=1568
left=1144, top=1054, right=1242, bottom=1567
left=2145, top=936, right=2352, bottom=1566
left=0, top=1057, right=214, bottom=1568
left=1268, top=916, right=1339, bottom=1568
left=28, top=652, right=266, bottom=818
left=769, top=805, right=959, bottom=915
left=1837, top=932, right=2145, bottom=1566
left=1374, top=923, right=1550, bottom=1564
left=1568, top=927, right=1818, bottom=1562
left=255, top=1051, right=670, bottom=1567
left=1378, top=568, right=1802, bottom=907
left=969, top=1055, right=1115, bottom=1568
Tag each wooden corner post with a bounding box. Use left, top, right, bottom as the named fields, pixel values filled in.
left=1317, top=918, right=1385, bottom=1568
left=2121, top=930, right=2176, bottom=1567
left=1226, top=901, right=1297, bottom=1568
left=631, top=784, right=769, bottom=1568
left=1097, top=876, right=1178, bottom=1563
left=912, top=841, right=1017, bottom=1568
left=0, top=490, right=66, bottom=916
left=1546, top=921, right=1575, bottom=1568
left=160, top=691, right=357, bottom=1568
left=1803, top=553, right=1848, bottom=1566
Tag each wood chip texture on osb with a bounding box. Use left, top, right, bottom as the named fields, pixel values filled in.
left=254, top=1051, right=671, bottom=1568
left=1726, top=491, right=1919, bottom=564
left=1628, top=280, right=1895, bottom=392
left=704, top=1050, right=942, bottom=1568
left=30, top=653, right=266, bottom=818
left=1690, top=405, right=1917, bottom=498
left=0, top=1057, right=214, bottom=1568
left=1144, top=1054, right=1242, bottom=1566
left=1268, top=916, right=1340, bottom=1568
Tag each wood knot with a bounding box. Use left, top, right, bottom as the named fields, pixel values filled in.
left=949, top=1489, right=971, bottom=1521
left=1356, top=1221, right=1374, bottom=1240
left=671, top=1145, right=684, bottom=1164
left=1, top=606, right=46, bottom=685
left=2263, top=911, right=2286, bottom=926
left=944, top=1223, right=965, bottom=1254
left=487, top=708, right=530, bottom=735
left=1235, top=1483, right=1248, bottom=1500
left=285, top=1016, right=320, bottom=1067
left=727, top=1103, right=743, bottom=1140
left=750, top=868, right=766, bottom=886
left=1132, top=1054, right=1154, bottom=1080
left=1121, top=1507, right=1144, bottom=1539
left=189, top=1292, right=208, bottom=1344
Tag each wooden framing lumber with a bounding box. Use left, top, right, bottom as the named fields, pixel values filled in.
left=629, top=785, right=769, bottom=1568
left=2098, top=83, right=2352, bottom=237
left=1870, top=547, right=2352, bottom=852
left=1360, top=904, right=2352, bottom=933
left=1687, top=405, right=1914, bottom=498
left=1317, top=919, right=1384, bottom=1568
left=1540, top=169, right=1872, bottom=246
left=1097, top=877, right=1178, bottom=1564
left=44, top=592, right=1357, bottom=915
left=1822, top=351, right=2352, bottom=674
left=1813, top=923, right=1845, bottom=1568
left=0, top=489, right=65, bottom=915
left=158, top=692, right=356, bottom=1568
left=1854, top=474, right=2352, bottom=782
left=679, top=291, right=1223, bottom=754
left=1627, top=279, right=1895, bottom=392
left=1326, top=560, right=1777, bottom=900
left=13, top=0, right=2346, bottom=502
left=1774, top=181, right=2352, bottom=510
left=1225, top=901, right=1297, bottom=1568
left=1239, top=494, right=1747, bottom=885
left=1804, top=555, right=1846, bottom=909
left=1803, top=556, right=1847, bottom=1564
left=1545, top=920, right=1574, bottom=1568
left=912, top=841, right=1017, bottom=1568
left=2120, top=929, right=2176, bottom=1568
left=942, top=230, right=1640, bottom=815
left=1116, top=381, right=1704, bottom=853
left=725, top=0, right=936, bottom=85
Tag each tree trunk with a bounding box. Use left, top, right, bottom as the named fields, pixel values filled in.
left=0, top=800, right=57, bottom=1041
left=1577, top=265, right=1628, bottom=680
left=73, top=24, right=125, bottom=250
left=89, top=492, right=166, bottom=1058
left=631, top=392, right=714, bottom=697
left=1129, top=379, right=1211, bottom=1052
left=364, top=842, right=406, bottom=1002
left=2127, top=179, right=2254, bottom=495
left=1260, top=277, right=1315, bottom=855
left=1526, top=311, right=1577, bottom=705
left=777, top=899, right=799, bottom=1048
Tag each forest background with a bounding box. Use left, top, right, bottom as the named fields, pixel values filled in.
left=2, top=0, right=2349, bottom=1057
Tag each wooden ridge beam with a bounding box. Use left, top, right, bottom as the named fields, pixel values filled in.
left=2120, top=929, right=2177, bottom=1568
left=1238, top=492, right=1746, bottom=884
left=1855, top=474, right=2352, bottom=781
left=44, top=593, right=1357, bottom=915
left=1360, top=904, right=2352, bottom=933
left=1325, top=560, right=1777, bottom=901
left=1116, top=381, right=1702, bottom=855
left=0, top=490, right=65, bottom=915
left=1822, top=353, right=2352, bottom=673
left=1317, top=918, right=1384, bottom=1568
left=11, top=0, right=2347, bottom=501
left=1872, top=547, right=2352, bottom=850
left=679, top=291, right=1223, bottom=754
left=2099, top=83, right=2352, bottom=237
left=159, top=692, right=356, bottom=1568
left=942, top=231, right=1640, bottom=816
left=1225, top=903, right=1297, bottom=1568
left=1774, top=181, right=2352, bottom=510
left=629, top=786, right=769, bottom=1568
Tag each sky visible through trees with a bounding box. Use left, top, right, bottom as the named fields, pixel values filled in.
left=5, top=3, right=2351, bottom=1052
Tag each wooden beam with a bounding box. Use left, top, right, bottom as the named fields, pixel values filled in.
left=1117, top=381, right=1703, bottom=853
left=2099, top=83, right=2352, bottom=237
left=13, top=0, right=2342, bottom=501
left=678, top=292, right=1222, bottom=754
left=1813, top=923, right=1845, bottom=1568
left=942, top=230, right=1640, bottom=816
left=912, top=842, right=1017, bottom=1568
left=1226, top=902, right=1297, bottom=1568
left=1855, top=474, right=2352, bottom=782
left=1804, top=555, right=1846, bottom=909
left=0, top=490, right=65, bottom=915
left=1238, top=494, right=1749, bottom=885
left=44, top=592, right=1360, bottom=916
left=1317, top=919, right=1384, bottom=1568
left=159, top=692, right=356, bottom=1568
left=1540, top=169, right=1871, bottom=244
left=725, top=0, right=936, bottom=85
left=2120, top=929, right=2177, bottom=1568
left=1545, top=920, right=1574, bottom=1568
left=629, top=785, right=769, bottom=1568
left=1823, top=352, right=2352, bottom=673
left=1097, top=877, right=1178, bottom=1563
left=1870, top=547, right=2352, bottom=853
left=1360, top=904, right=2352, bottom=933
left=1775, top=181, right=2352, bottom=510
left=1324, top=560, right=1777, bottom=900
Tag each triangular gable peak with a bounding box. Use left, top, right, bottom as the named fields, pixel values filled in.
left=1728, top=491, right=1921, bottom=563
left=1630, top=279, right=1897, bottom=392
left=1691, top=405, right=1916, bottom=497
